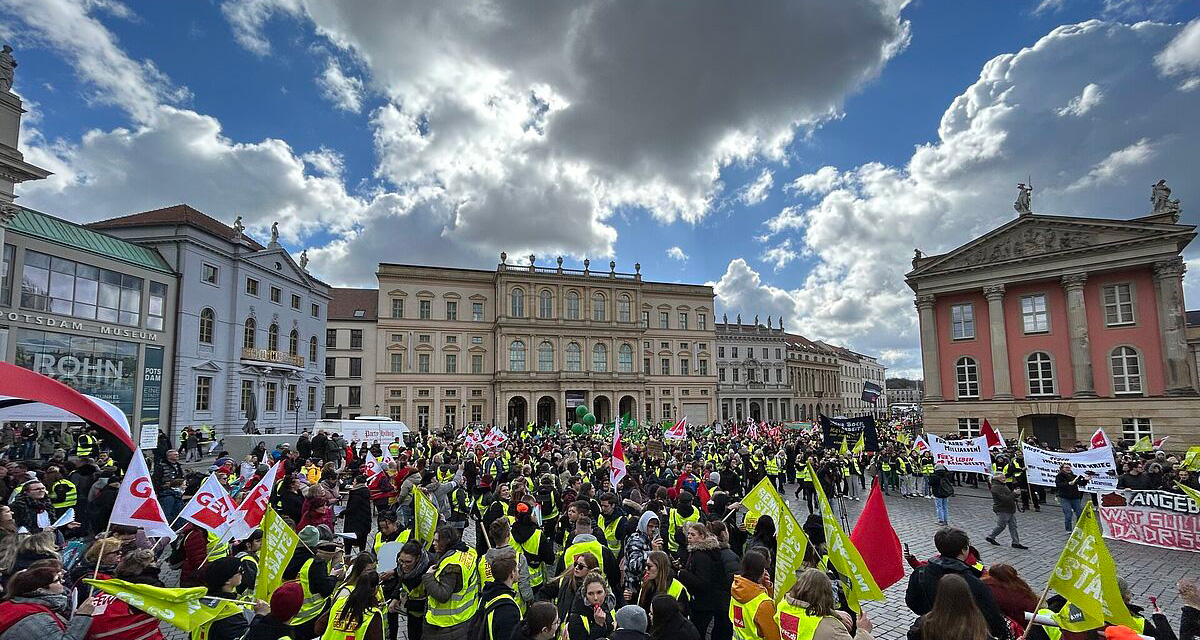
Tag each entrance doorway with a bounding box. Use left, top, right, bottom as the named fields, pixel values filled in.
left=536, top=396, right=556, bottom=427
left=507, top=396, right=527, bottom=428
left=1019, top=414, right=1076, bottom=449
left=593, top=396, right=611, bottom=425
left=749, top=402, right=761, bottom=421
left=619, top=395, right=637, bottom=423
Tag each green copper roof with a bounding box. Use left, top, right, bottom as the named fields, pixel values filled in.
left=8, top=207, right=174, bottom=275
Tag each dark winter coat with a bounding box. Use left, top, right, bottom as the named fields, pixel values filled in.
left=341, top=486, right=372, bottom=537
left=676, top=537, right=729, bottom=613
left=905, top=556, right=1007, bottom=640
left=649, top=609, right=702, bottom=640
left=477, top=581, right=520, bottom=640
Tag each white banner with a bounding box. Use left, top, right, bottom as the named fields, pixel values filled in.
left=1021, top=442, right=1118, bottom=493
left=927, top=434, right=990, bottom=474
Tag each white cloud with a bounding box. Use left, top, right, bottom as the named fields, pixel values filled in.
left=1156, top=18, right=1200, bottom=91
left=1037, top=0, right=1186, bottom=19
left=1056, top=82, right=1104, bottom=116
left=761, top=239, right=799, bottom=271
left=666, top=246, right=688, bottom=261
left=738, top=168, right=774, bottom=205
left=786, top=165, right=842, bottom=195
left=715, top=20, right=1200, bottom=378
left=317, top=58, right=364, bottom=113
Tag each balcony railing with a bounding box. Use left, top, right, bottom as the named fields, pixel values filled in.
left=241, top=347, right=304, bottom=368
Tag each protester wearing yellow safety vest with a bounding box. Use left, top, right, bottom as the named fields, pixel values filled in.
left=776, top=568, right=875, bottom=640
left=195, top=557, right=270, bottom=640
left=637, top=550, right=691, bottom=612
left=511, top=501, right=553, bottom=590
left=666, top=492, right=701, bottom=554
left=477, top=554, right=522, bottom=640
left=596, top=492, right=630, bottom=557
left=234, top=529, right=263, bottom=596
left=730, top=549, right=780, bottom=640
left=372, top=512, right=411, bottom=558
left=75, top=431, right=97, bottom=458
left=283, top=528, right=347, bottom=640
left=420, top=525, right=480, bottom=640
left=564, top=571, right=615, bottom=640
left=479, top=517, right=535, bottom=612
left=315, top=571, right=386, bottom=640
left=384, top=540, right=429, bottom=640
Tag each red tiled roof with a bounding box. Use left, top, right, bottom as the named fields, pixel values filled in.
left=329, top=288, right=378, bottom=321
left=86, top=204, right=266, bottom=250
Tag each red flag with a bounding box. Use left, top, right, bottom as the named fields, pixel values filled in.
left=849, top=478, right=904, bottom=590
left=610, top=421, right=626, bottom=488
left=697, top=480, right=711, bottom=513
left=110, top=448, right=175, bottom=539
left=1090, top=428, right=1109, bottom=449
left=980, top=419, right=1003, bottom=449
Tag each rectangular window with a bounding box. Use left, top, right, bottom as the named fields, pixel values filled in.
left=1121, top=417, right=1152, bottom=443
left=202, top=264, right=218, bottom=284
left=681, top=358, right=690, bottom=375
left=719, top=367, right=726, bottom=382
left=392, top=298, right=404, bottom=318
left=640, top=311, right=649, bottom=328
left=307, top=387, right=316, bottom=412
left=700, top=360, right=709, bottom=376
left=419, top=300, right=431, bottom=320
left=417, top=405, right=430, bottom=428
left=391, top=353, right=404, bottom=373
left=1103, top=284, right=1135, bottom=326
left=1021, top=294, right=1049, bottom=333
left=0, top=244, right=13, bottom=306
left=775, top=348, right=782, bottom=360
left=20, top=251, right=143, bottom=325
left=661, top=341, right=670, bottom=349
left=418, top=353, right=430, bottom=373
left=444, top=405, right=457, bottom=427
left=312, top=303, right=320, bottom=318
left=348, top=386, right=361, bottom=407
left=659, top=311, right=669, bottom=329
left=719, top=346, right=725, bottom=358
left=733, top=368, right=740, bottom=382
left=472, top=336, right=483, bottom=344
left=956, top=358, right=980, bottom=398
left=287, top=384, right=298, bottom=411
left=678, top=312, right=688, bottom=330
left=390, top=405, right=404, bottom=421
left=699, top=314, right=706, bottom=330
left=446, top=301, right=457, bottom=321
left=241, top=380, right=254, bottom=412
left=776, top=368, right=783, bottom=382
left=951, top=303, right=974, bottom=340
left=291, top=294, right=300, bottom=310
left=957, top=418, right=981, bottom=438
left=471, top=405, right=483, bottom=423
left=699, top=342, right=707, bottom=351
left=325, top=357, right=336, bottom=377
left=324, top=386, right=335, bottom=408
left=663, top=403, right=672, bottom=419
left=246, top=278, right=259, bottom=296
left=446, top=335, right=457, bottom=344
left=266, top=383, right=277, bottom=412
left=661, top=358, right=670, bottom=375
left=195, top=376, right=212, bottom=411
left=763, top=369, right=769, bottom=382
left=326, top=329, right=337, bottom=348
left=349, top=358, right=362, bottom=378
left=147, top=282, right=167, bottom=331
left=473, top=302, right=484, bottom=321
left=350, top=329, right=363, bottom=349
left=419, top=334, right=431, bottom=344
left=270, top=286, right=281, bottom=304
left=732, top=347, right=739, bottom=359
left=472, top=355, right=484, bottom=374
left=446, top=354, right=457, bottom=373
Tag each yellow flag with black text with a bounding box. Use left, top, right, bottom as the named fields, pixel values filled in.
left=256, top=507, right=299, bottom=602
left=413, top=487, right=440, bottom=546
left=1047, top=502, right=1138, bottom=631
left=742, top=477, right=809, bottom=602
left=852, top=433, right=865, bottom=454
left=808, top=463, right=882, bottom=611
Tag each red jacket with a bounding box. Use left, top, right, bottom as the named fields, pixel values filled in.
left=179, top=524, right=210, bottom=587
left=86, top=591, right=164, bottom=640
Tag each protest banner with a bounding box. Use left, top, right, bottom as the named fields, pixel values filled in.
left=927, top=434, right=990, bottom=474
left=1021, top=442, right=1118, bottom=493
left=1097, top=490, right=1200, bottom=552
left=819, top=415, right=878, bottom=452
left=413, top=488, right=439, bottom=546
left=741, top=478, right=808, bottom=602
left=256, top=507, right=299, bottom=602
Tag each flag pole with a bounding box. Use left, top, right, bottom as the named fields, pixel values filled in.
left=1019, top=581, right=1054, bottom=640
left=92, top=521, right=113, bottom=579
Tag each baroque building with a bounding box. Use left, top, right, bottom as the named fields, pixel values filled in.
left=783, top=334, right=842, bottom=421
left=325, top=288, right=378, bottom=419
left=715, top=316, right=791, bottom=421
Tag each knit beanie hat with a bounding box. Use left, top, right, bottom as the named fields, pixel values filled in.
left=298, top=525, right=321, bottom=548
left=615, top=605, right=648, bottom=632
left=204, top=557, right=243, bottom=593
left=269, top=582, right=304, bottom=621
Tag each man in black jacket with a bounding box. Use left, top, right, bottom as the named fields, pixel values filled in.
left=478, top=554, right=521, bottom=640
left=985, top=472, right=1028, bottom=549
left=905, top=527, right=1009, bottom=640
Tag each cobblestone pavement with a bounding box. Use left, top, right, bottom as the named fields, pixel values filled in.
left=158, top=481, right=1196, bottom=640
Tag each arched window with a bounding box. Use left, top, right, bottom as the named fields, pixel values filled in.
left=618, top=343, right=633, bottom=372
left=1111, top=346, right=1142, bottom=394
left=289, top=329, right=299, bottom=356
left=566, top=342, right=582, bottom=371
left=539, top=290, right=553, bottom=319
left=243, top=317, right=256, bottom=349
left=309, top=336, right=318, bottom=363
left=199, top=308, right=214, bottom=344
left=593, top=293, right=606, bottom=321
left=618, top=294, right=631, bottom=323
left=593, top=343, right=608, bottom=372
left=566, top=291, right=580, bottom=320
left=1026, top=352, right=1054, bottom=396
left=511, top=288, right=525, bottom=318
left=509, top=340, right=526, bottom=371
left=538, top=341, right=554, bottom=371
left=268, top=323, right=279, bottom=352
left=955, top=356, right=979, bottom=398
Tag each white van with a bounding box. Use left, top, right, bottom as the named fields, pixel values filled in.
left=313, top=417, right=410, bottom=444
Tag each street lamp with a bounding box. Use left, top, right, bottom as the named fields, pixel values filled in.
left=289, top=396, right=301, bottom=434
left=375, top=404, right=380, bottom=417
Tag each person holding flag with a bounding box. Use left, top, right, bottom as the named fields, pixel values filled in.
left=197, top=556, right=271, bottom=640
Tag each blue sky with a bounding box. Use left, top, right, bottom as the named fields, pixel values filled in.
left=5, top=0, right=1200, bottom=377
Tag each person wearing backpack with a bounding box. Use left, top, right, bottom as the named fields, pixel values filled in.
left=476, top=554, right=520, bottom=640
left=931, top=464, right=954, bottom=526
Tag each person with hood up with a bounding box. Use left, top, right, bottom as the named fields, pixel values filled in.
left=478, top=554, right=521, bottom=640
left=419, top=525, right=479, bottom=640
left=622, top=511, right=659, bottom=604
left=0, top=565, right=95, bottom=640
left=776, top=568, right=874, bottom=640
left=730, top=549, right=780, bottom=640
left=243, top=582, right=304, bottom=640
left=904, top=528, right=1007, bottom=640
left=612, top=605, right=650, bottom=640
left=647, top=594, right=701, bottom=640
left=510, top=601, right=560, bottom=640
left=677, top=522, right=730, bottom=639
left=565, top=570, right=615, bottom=640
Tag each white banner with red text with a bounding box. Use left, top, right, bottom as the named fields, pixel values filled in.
left=1098, top=490, right=1200, bottom=552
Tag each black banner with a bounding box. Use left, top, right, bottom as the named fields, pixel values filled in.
left=819, top=414, right=879, bottom=452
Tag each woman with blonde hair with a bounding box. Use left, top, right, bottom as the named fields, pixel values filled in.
left=776, top=568, right=874, bottom=640
left=637, top=550, right=690, bottom=612
left=543, top=549, right=599, bottom=618
left=13, top=532, right=60, bottom=573
left=565, top=570, right=614, bottom=640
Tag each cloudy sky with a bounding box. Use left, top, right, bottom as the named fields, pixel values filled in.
left=3, top=0, right=1199, bottom=378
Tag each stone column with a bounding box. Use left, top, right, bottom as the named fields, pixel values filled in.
left=983, top=284, right=1014, bottom=400
left=915, top=294, right=943, bottom=401
left=1153, top=258, right=1198, bottom=395
left=1062, top=273, right=1096, bottom=398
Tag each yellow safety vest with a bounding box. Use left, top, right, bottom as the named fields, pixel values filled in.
left=563, top=540, right=604, bottom=571
left=667, top=508, right=699, bottom=553
left=372, top=529, right=412, bottom=557
left=515, top=531, right=544, bottom=587
left=190, top=600, right=245, bottom=640
left=51, top=479, right=77, bottom=510
left=426, top=549, right=480, bottom=627
left=477, top=548, right=527, bottom=615
left=206, top=531, right=229, bottom=562
left=731, top=591, right=772, bottom=640
left=597, top=514, right=624, bottom=555
left=388, top=442, right=401, bottom=456
left=76, top=434, right=96, bottom=458
left=774, top=600, right=824, bottom=640
left=292, top=558, right=330, bottom=625
left=667, top=578, right=690, bottom=604
left=482, top=592, right=519, bottom=640
left=922, top=464, right=934, bottom=475
left=304, top=465, right=321, bottom=484
left=797, top=467, right=811, bottom=482
left=319, top=595, right=384, bottom=640
left=765, top=459, right=780, bottom=475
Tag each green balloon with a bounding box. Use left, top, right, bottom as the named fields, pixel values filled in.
left=583, top=413, right=597, bottom=426
left=571, top=422, right=586, bottom=435
left=575, top=405, right=589, bottom=419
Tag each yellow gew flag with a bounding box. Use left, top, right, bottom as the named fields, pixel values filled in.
left=807, top=463, right=883, bottom=612
left=84, top=579, right=247, bottom=632
left=1177, top=482, right=1200, bottom=508
left=1046, top=502, right=1139, bottom=632
left=852, top=433, right=866, bottom=454
left=1183, top=447, right=1200, bottom=471
left=839, top=436, right=849, bottom=455
left=256, top=507, right=300, bottom=602
left=741, top=477, right=809, bottom=603
left=1130, top=436, right=1153, bottom=452
left=414, top=487, right=440, bottom=546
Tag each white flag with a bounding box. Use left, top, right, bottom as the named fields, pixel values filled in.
left=610, top=421, right=627, bottom=489
left=229, top=461, right=282, bottom=540
left=110, top=448, right=175, bottom=539
left=178, top=473, right=237, bottom=540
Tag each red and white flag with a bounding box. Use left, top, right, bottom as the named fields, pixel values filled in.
left=230, top=461, right=281, bottom=539
left=482, top=426, right=508, bottom=449
left=746, top=421, right=759, bottom=440
left=610, top=421, right=627, bottom=489
left=110, top=448, right=175, bottom=539
left=179, top=473, right=237, bottom=540
left=664, top=418, right=687, bottom=441
left=914, top=436, right=930, bottom=453
left=464, top=429, right=483, bottom=449
left=364, top=452, right=385, bottom=478
left=981, top=419, right=1004, bottom=449
left=1090, top=428, right=1110, bottom=449
left=1152, top=435, right=1170, bottom=449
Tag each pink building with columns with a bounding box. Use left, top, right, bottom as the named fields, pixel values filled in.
left=907, top=184, right=1199, bottom=449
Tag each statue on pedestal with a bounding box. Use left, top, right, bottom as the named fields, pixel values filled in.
left=270, top=221, right=280, bottom=246
left=1014, top=182, right=1032, bottom=215
left=0, top=46, right=16, bottom=92
left=299, top=250, right=309, bottom=270
left=1151, top=179, right=1181, bottom=220
left=232, top=215, right=245, bottom=240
